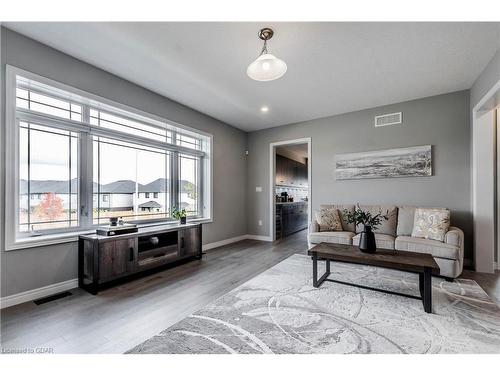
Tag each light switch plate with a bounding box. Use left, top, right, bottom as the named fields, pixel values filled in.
left=255, top=187, right=262, bottom=192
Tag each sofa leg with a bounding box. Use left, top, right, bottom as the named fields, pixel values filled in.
left=444, top=277, right=454, bottom=282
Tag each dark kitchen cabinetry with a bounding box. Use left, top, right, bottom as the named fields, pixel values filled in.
left=79, top=223, right=202, bottom=294
left=276, top=202, right=308, bottom=238
left=276, top=155, right=308, bottom=187
left=298, top=161, right=308, bottom=185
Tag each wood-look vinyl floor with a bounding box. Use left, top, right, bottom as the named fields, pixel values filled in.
left=1, top=230, right=499, bottom=354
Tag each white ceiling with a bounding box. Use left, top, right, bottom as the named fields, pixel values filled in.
left=5, top=22, right=500, bottom=132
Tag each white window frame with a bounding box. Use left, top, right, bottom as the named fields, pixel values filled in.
left=16, top=120, right=81, bottom=234
left=5, top=65, right=213, bottom=251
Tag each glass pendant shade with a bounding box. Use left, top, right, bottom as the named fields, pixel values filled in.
left=247, top=53, right=287, bottom=82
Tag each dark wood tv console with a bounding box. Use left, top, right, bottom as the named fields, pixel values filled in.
left=78, top=223, right=202, bottom=294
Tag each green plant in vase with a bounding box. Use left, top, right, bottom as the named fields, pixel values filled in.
left=343, top=204, right=389, bottom=253
left=171, top=207, right=187, bottom=224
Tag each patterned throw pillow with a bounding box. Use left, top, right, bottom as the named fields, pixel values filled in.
left=316, top=208, right=343, bottom=232
left=411, top=208, right=450, bottom=242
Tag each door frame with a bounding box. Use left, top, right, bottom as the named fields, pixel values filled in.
left=472, top=78, right=500, bottom=272
left=269, top=137, right=312, bottom=241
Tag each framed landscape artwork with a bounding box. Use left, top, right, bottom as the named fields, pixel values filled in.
left=335, top=145, right=432, bottom=180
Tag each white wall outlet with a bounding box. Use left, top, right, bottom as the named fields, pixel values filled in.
left=258, top=220, right=262, bottom=226
left=255, top=186, right=262, bottom=192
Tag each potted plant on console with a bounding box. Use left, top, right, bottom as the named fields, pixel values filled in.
left=343, top=205, right=388, bottom=253
left=172, top=207, right=187, bottom=224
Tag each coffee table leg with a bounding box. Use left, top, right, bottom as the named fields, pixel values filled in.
left=422, top=267, right=432, bottom=313
left=312, top=253, right=330, bottom=288
left=313, top=253, right=318, bottom=287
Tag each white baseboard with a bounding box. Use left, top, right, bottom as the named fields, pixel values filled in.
left=1, top=233, right=274, bottom=309
left=202, top=234, right=249, bottom=251
left=0, top=278, right=78, bottom=309
left=246, top=234, right=273, bottom=241
left=203, top=234, right=272, bottom=250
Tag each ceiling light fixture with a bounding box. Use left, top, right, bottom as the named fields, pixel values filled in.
left=247, top=28, right=287, bottom=82
left=260, top=106, right=269, bottom=112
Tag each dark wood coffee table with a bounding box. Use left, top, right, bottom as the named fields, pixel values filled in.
left=308, top=242, right=440, bottom=313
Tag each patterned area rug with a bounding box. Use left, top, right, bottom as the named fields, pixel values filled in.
left=128, top=254, right=500, bottom=354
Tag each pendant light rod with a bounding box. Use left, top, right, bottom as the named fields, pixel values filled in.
left=258, top=28, right=273, bottom=55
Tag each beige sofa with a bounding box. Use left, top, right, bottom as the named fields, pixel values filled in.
left=308, top=204, right=464, bottom=279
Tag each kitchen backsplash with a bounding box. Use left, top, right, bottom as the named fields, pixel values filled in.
left=276, top=186, right=308, bottom=202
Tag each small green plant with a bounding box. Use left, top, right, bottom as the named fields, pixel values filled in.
left=343, top=204, right=389, bottom=230
left=171, top=207, right=187, bottom=220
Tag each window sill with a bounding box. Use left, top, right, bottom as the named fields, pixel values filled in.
left=5, top=217, right=213, bottom=251
left=5, top=230, right=93, bottom=251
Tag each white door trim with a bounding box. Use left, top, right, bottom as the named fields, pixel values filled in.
left=269, top=138, right=312, bottom=241
left=497, top=108, right=500, bottom=269
left=472, top=78, right=500, bottom=273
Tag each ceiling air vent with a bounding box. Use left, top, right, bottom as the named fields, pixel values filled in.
left=374, top=112, right=402, bottom=127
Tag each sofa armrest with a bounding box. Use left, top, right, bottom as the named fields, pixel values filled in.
left=445, top=226, right=463, bottom=249
left=309, top=220, right=319, bottom=234
left=444, top=226, right=465, bottom=278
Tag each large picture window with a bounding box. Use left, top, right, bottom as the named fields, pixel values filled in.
left=6, top=66, right=212, bottom=250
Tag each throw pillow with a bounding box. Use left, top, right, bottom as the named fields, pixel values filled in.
left=316, top=208, right=343, bottom=232
left=411, top=208, right=450, bottom=242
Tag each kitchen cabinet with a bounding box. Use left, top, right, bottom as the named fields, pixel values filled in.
left=276, top=155, right=308, bottom=187
left=276, top=202, right=308, bottom=238
left=275, top=154, right=285, bottom=185
left=299, top=162, right=308, bottom=186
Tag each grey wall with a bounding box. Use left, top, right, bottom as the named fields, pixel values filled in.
left=247, top=91, right=472, bottom=260
left=0, top=28, right=248, bottom=297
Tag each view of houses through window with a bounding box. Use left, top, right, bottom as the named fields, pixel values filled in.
left=179, top=153, right=200, bottom=216
left=11, top=69, right=209, bottom=237
left=19, top=122, right=79, bottom=232
left=93, top=136, right=171, bottom=225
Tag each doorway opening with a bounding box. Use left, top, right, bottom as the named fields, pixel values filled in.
left=269, top=138, right=311, bottom=242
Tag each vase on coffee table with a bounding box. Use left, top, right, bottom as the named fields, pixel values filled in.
left=358, top=225, right=376, bottom=253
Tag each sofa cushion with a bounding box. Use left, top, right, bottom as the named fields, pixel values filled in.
left=352, top=233, right=395, bottom=250
left=411, top=208, right=450, bottom=242
left=396, top=206, right=417, bottom=236
left=315, top=208, right=343, bottom=232
left=395, top=236, right=460, bottom=260
left=320, top=204, right=355, bottom=232
left=356, top=205, right=398, bottom=236
left=308, top=231, right=355, bottom=245
left=397, top=206, right=448, bottom=236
